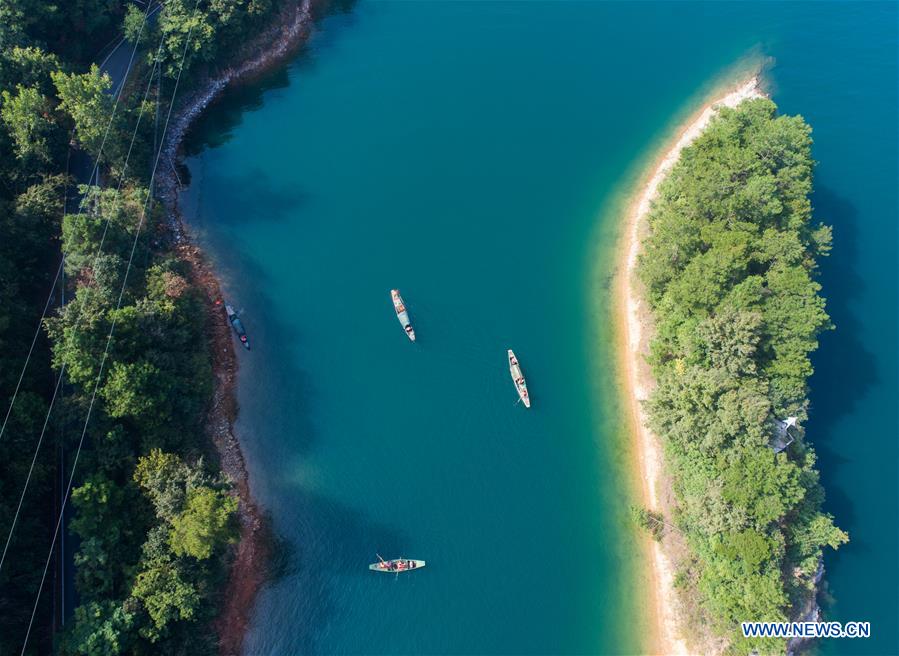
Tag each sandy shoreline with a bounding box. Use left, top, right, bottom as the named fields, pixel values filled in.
left=156, top=1, right=316, bottom=653
left=160, top=11, right=763, bottom=650
left=614, top=76, right=765, bottom=655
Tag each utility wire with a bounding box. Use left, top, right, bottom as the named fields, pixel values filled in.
left=0, top=30, right=169, bottom=575
left=0, top=35, right=163, bottom=454
left=0, top=0, right=155, bottom=447
left=0, top=4, right=163, bottom=583
left=0, top=14, right=167, bottom=577
left=0, top=34, right=169, bottom=570
left=20, top=1, right=203, bottom=650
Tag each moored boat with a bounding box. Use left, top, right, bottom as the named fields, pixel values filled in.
left=390, top=289, right=416, bottom=341
left=369, top=556, right=426, bottom=573
left=225, top=304, right=250, bottom=350
left=508, top=349, right=530, bottom=408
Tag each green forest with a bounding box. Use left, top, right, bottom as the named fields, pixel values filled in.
left=0, top=0, right=286, bottom=653
left=637, top=98, right=847, bottom=654
left=0, top=0, right=853, bottom=653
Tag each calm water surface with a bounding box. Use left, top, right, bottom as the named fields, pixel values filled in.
left=181, top=2, right=897, bottom=653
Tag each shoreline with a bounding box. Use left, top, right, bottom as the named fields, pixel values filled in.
left=156, top=1, right=316, bottom=654
left=613, top=76, right=765, bottom=655
left=157, top=12, right=764, bottom=652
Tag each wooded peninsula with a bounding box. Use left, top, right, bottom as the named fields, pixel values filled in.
left=634, top=97, right=847, bottom=654
left=0, top=2, right=852, bottom=655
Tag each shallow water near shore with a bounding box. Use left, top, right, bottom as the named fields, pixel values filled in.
left=180, top=2, right=897, bottom=653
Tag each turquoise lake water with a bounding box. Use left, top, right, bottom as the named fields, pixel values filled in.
left=180, top=2, right=897, bottom=653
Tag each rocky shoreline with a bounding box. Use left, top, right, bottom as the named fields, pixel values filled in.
left=155, top=1, right=315, bottom=653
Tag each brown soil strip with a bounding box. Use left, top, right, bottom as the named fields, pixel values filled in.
left=156, top=1, right=320, bottom=653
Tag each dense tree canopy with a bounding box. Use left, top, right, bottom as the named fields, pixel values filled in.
left=0, top=0, right=277, bottom=651
left=637, top=98, right=846, bottom=654
left=1, top=83, right=60, bottom=164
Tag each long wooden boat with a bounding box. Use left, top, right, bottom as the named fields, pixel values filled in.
left=369, top=557, right=425, bottom=573
left=390, top=289, right=416, bottom=341
left=508, top=349, right=530, bottom=408
left=225, top=304, right=250, bottom=350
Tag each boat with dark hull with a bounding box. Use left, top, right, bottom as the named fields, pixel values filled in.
left=391, top=289, right=416, bottom=341
left=508, top=349, right=530, bottom=408
left=225, top=304, right=250, bottom=350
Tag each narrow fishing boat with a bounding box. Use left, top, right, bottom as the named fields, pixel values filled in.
left=369, top=555, right=426, bottom=573
left=225, top=304, right=250, bottom=350
left=508, top=349, right=530, bottom=408
left=390, top=289, right=416, bottom=341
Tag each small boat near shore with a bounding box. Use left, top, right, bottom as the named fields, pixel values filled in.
left=508, top=349, right=530, bottom=408
left=391, top=289, right=416, bottom=341
left=225, top=304, right=250, bottom=350
left=369, top=555, right=425, bottom=573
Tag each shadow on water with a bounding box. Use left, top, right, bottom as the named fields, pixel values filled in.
left=225, top=250, right=319, bottom=460
left=302, top=0, right=360, bottom=59
left=253, top=489, right=407, bottom=655
left=183, top=66, right=293, bottom=155
left=185, top=181, right=320, bottom=461
left=265, top=512, right=299, bottom=582
left=807, top=188, right=874, bottom=532
left=185, top=0, right=369, bottom=470
left=198, top=166, right=307, bottom=226
left=312, top=0, right=359, bottom=20
left=807, top=186, right=897, bottom=605
left=183, top=0, right=361, bottom=157
left=183, top=1, right=424, bottom=651
left=809, top=188, right=879, bottom=423
left=208, top=235, right=394, bottom=654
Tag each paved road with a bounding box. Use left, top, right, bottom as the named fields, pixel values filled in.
left=59, top=3, right=161, bottom=624
left=68, top=2, right=161, bottom=188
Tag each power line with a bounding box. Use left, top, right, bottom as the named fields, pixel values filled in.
left=57, top=138, right=72, bottom=631
left=20, top=0, right=204, bottom=650
left=0, top=0, right=155, bottom=447
left=0, top=10, right=167, bottom=577
left=0, top=259, right=64, bottom=441
left=0, top=5, right=164, bottom=582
